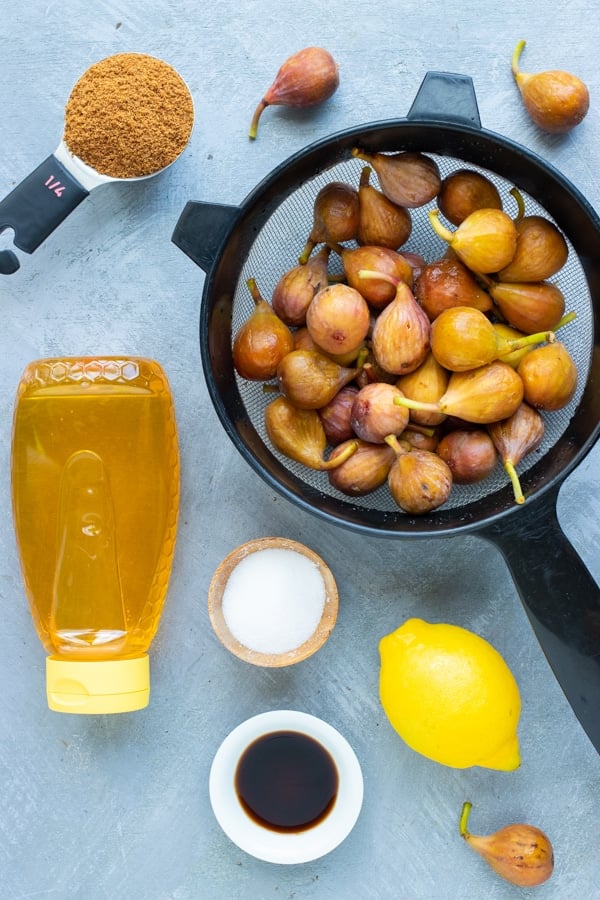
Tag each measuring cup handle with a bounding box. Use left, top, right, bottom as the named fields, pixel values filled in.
left=407, top=71, right=482, bottom=128
left=171, top=200, right=240, bottom=273
left=0, top=154, right=89, bottom=273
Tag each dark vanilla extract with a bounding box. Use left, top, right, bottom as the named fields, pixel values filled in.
left=235, top=730, right=339, bottom=833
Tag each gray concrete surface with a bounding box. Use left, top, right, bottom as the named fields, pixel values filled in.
left=1, top=2, right=599, bottom=898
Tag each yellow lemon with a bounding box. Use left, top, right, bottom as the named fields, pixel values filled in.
left=379, top=618, right=521, bottom=770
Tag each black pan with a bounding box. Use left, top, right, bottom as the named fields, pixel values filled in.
left=172, top=72, right=600, bottom=754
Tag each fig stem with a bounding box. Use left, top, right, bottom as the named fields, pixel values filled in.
left=246, top=276, right=264, bottom=306
left=504, top=459, right=525, bottom=505
left=393, top=394, right=439, bottom=415
left=459, top=801, right=473, bottom=839
left=498, top=329, right=555, bottom=356
left=384, top=433, right=410, bottom=456
left=357, top=268, right=399, bottom=287
left=359, top=166, right=373, bottom=188
left=509, top=186, right=526, bottom=222
left=403, top=423, right=435, bottom=437
left=322, top=439, right=359, bottom=470
left=555, top=310, right=577, bottom=330
left=428, top=209, right=454, bottom=244
left=298, top=239, right=316, bottom=266
left=511, top=39, right=526, bottom=78
left=248, top=99, right=268, bottom=140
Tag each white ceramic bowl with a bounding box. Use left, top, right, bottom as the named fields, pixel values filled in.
left=209, top=710, right=364, bottom=864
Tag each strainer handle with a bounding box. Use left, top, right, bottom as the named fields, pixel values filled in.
left=171, top=200, right=240, bottom=273
left=407, top=71, right=481, bottom=128
left=480, top=486, right=600, bottom=754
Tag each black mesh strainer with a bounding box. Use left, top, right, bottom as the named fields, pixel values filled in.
left=173, top=72, right=600, bottom=752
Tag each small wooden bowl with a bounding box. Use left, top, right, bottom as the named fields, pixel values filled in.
left=208, top=537, right=339, bottom=667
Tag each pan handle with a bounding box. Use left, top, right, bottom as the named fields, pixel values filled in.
left=407, top=71, right=482, bottom=128
left=479, top=485, right=600, bottom=753
left=171, top=200, right=240, bottom=273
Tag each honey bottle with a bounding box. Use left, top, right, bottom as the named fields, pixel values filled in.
left=11, top=357, right=180, bottom=713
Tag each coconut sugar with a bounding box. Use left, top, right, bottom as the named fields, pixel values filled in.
left=221, top=548, right=326, bottom=654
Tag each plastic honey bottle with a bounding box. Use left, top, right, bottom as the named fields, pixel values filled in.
left=10, top=357, right=180, bottom=713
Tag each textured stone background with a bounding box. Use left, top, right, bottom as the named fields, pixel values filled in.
left=0, top=2, right=599, bottom=898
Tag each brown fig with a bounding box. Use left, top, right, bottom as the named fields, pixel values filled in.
left=386, top=434, right=453, bottom=514
left=429, top=208, right=518, bottom=275
left=306, top=283, right=371, bottom=356
left=299, top=181, right=359, bottom=264
left=318, top=385, right=359, bottom=444
left=249, top=47, right=339, bottom=139
left=487, top=279, right=565, bottom=333
left=517, top=341, right=578, bottom=410
left=400, top=251, right=427, bottom=281
left=430, top=306, right=555, bottom=372
left=438, top=168, right=502, bottom=226
left=497, top=213, right=568, bottom=283
left=394, top=360, right=524, bottom=424
left=232, top=277, right=294, bottom=380
left=488, top=402, right=545, bottom=504
left=272, top=245, right=330, bottom=326
left=437, top=428, right=498, bottom=484
left=511, top=39, right=589, bottom=134
left=356, top=166, right=412, bottom=249
left=328, top=438, right=395, bottom=496
left=396, top=352, right=449, bottom=427
left=293, top=326, right=366, bottom=367
left=264, top=396, right=357, bottom=470
left=460, top=801, right=554, bottom=887
left=277, top=349, right=360, bottom=410
left=414, top=256, right=493, bottom=320
left=350, top=382, right=410, bottom=444
left=399, top=427, right=440, bottom=453
left=362, top=272, right=431, bottom=375
left=333, top=243, right=413, bottom=309
left=351, top=148, right=441, bottom=208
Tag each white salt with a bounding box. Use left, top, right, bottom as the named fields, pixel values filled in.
left=221, top=547, right=327, bottom=654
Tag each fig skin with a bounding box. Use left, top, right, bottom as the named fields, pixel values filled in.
left=338, top=244, right=413, bottom=309
left=497, top=215, right=568, bottom=282
left=249, top=47, right=339, bottom=139
left=357, top=166, right=412, bottom=249
left=488, top=279, right=565, bottom=334
left=517, top=341, right=578, bottom=411
left=328, top=439, right=396, bottom=496
left=306, top=283, right=371, bottom=356
left=386, top=435, right=453, bottom=514
left=272, top=245, right=330, bottom=327
left=488, top=402, right=545, bottom=504
left=437, top=429, right=498, bottom=484
left=299, top=181, right=360, bottom=264
left=232, top=277, right=294, bottom=380
left=368, top=276, right=431, bottom=375
left=276, top=349, right=359, bottom=409
left=429, top=208, right=518, bottom=275
left=438, top=169, right=502, bottom=226
left=511, top=39, right=589, bottom=134
left=318, top=385, right=359, bottom=445
left=396, top=352, right=449, bottom=427
left=350, top=382, right=410, bottom=444
left=351, top=148, right=441, bottom=208
left=414, top=256, right=493, bottom=321
left=264, top=396, right=357, bottom=470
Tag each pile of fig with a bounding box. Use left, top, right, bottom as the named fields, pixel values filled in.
left=232, top=154, right=579, bottom=515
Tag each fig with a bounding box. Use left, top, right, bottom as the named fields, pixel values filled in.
left=394, top=360, right=524, bottom=425
left=430, top=306, right=555, bottom=372
left=517, top=341, right=578, bottom=410
left=318, top=385, right=359, bottom=444
left=497, top=213, right=568, bottom=283
left=350, top=382, right=410, bottom=444
left=249, top=47, right=339, bottom=139
left=272, top=245, right=330, bottom=326
left=356, top=166, right=412, bottom=249
left=399, top=427, right=440, bottom=453
left=386, top=434, right=453, bottom=514
left=396, top=352, right=449, bottom=427
left=429, top=208, right=518, bottom=275
left=276, top=349, right=359, bottom=409
left=487, top=279, right=565, bottom=333
left=492, top=323, right=535, bottom=368
left=414, top=256, right=493, bottom=320
left=232, top=277, right=294, bottom=380
left=328, top=438, right=396, bottom=495
left=293, top=326, right=366, bottom=367
left=333, top=243, right=413, bottom=309
left=488, top=402, right=545, bottom=504
left=351, top=148, right=441, bottom=208
left=362, top=272, right=431, bottom=375
left=299, top=181, right=360, bottom=265
left=437, top=428, right=498, bottom=484
left=438, top=168, right=502, bottom=226
left=306, top=283, right=371, bottom=356
left=460, top=801, right=554, bottom=887
left=511, top=39, right=589, bottom=134
left=265, top=396, right=357, bottom=470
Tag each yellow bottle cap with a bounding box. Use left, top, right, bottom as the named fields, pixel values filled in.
left=46, top=655, right=150, bottom=714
